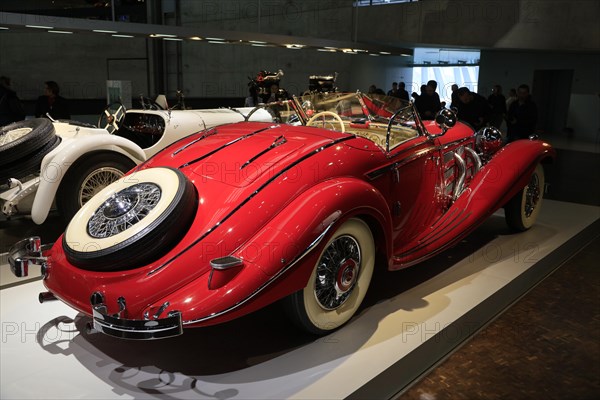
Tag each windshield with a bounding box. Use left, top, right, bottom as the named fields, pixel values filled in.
left=249, top=92, right=421, bottom=151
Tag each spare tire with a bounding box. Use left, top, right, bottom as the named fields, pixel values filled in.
left=0, top=135, right=62, bottom=182
left=0, top=119, right=56, bottom=166
left=62, top=167, right=197, bottom=271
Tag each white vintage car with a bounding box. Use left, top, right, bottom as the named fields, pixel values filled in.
left=0, top=102, right=271, bottom=224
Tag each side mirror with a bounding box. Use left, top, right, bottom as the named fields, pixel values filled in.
left=435, top=109, right=457, bottom=132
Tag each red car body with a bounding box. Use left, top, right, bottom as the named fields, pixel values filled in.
left=10, top=93, right=555, bottom=338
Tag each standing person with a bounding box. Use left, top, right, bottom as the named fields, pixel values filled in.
left=505, top=88, right=517, bottom=112
left=415, top=82, right=442, bottom=120
left=397, top=82, right=410, bottom=101
left=35, top=80, right=70, bottom=120
left=387, top=82, right=400, bottom=98
left=506, top=84, right=537, bottom=142
left=487, top=84, right=506, bottom=129
left=449, top=84, right=459, bottom=109
left=0, top=76, right=26, bottom=126
left=455, top=87, right=490, bottom=130
left=244, top=86, right=259, bottom=107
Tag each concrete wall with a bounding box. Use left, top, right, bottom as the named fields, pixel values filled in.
left=0, top=31, right=148, bottom=101
left=479, top=50, right=600, bottom=141
left=180, top=0, right=354, bottom=41
left=355, top=0, right=600, bottom=52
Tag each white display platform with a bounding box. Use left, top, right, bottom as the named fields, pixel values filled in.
left=1, top=200, right=599, bottom=400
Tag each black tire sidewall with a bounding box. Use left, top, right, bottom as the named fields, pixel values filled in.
left=0, top=119, right=55, bottom=165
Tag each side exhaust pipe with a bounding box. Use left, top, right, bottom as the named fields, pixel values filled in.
left=38, top=292, right=57, bottom=303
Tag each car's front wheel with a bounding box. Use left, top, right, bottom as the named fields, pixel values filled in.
left=505, top=163, right=545, bottom=231
left=284, top=218, right=375, bottom=334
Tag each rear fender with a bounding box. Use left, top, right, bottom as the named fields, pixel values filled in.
left=143, top=178, right=393, bottom=327
left=236, top=178, right=392, bottom=283
left=31, top=136, right=146, bottom=224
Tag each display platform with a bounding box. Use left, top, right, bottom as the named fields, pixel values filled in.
left=1, top=200, right=599, bottom=400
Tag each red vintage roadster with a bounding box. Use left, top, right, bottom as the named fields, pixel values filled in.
left=9, top=92, right=555, bottom=339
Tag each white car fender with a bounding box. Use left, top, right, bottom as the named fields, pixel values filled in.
left=31, top=135, right=146, bottom=224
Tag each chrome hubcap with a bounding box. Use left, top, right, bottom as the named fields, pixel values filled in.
left=524, top=173, right=540, bottom=217
left=0, top=127, right=32, bottom=146
left=87, top=183, right=161, bottom=238
left=315, top=235, right=361, bottom=310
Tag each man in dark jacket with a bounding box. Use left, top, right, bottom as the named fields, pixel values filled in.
left=35, top=81, right=70, bottom=120
left=0, top=76, right=26, bottom=126
left=506, top=84, right=537, bottom=142
left=415, top=83, right=441, bottom=120
left=456, top=87, right=490, bottom=130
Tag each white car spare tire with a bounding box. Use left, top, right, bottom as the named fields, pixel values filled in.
left=63, top=167, right=197, bottom=271
left=0, top=118, right=56, bottom=166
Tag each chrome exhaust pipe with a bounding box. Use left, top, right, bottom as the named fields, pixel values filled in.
left=38, top=292, right=57, bottom=303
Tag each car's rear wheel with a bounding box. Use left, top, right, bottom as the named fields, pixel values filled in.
left=56, top=152, right=137, bottom=223
left=0, top=118, right=56, bottom=166
left=505, top=163, right=545, bottom=231
left=284, top=218, right=375, bottom=334
left=62, top=167, right=197, bottom=271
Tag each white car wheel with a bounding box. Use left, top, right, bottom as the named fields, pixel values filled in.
left=284, top=218, right=375, bottom=334
left=505, top=163, right=545, bottom=231
left=63, top=167, right=197, bottom=271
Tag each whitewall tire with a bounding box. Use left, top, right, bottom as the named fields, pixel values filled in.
left=505, top=163, right=545, bottom=232
left=284, top=218, right=375, bottom=334
left=63, top=167, right=197, bottom=270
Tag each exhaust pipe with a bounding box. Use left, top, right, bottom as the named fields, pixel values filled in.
left=38, top=292, right=57, bottom=303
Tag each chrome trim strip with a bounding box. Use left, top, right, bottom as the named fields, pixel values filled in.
left=148, top=136, right=354, bottom=276
left=240, top=134, right=287, bottom=169
left=178, top=125, right=278, bottom=169
left=183, top=219, right=337, bottom=325
left=172, top=128, right=217, bottom=155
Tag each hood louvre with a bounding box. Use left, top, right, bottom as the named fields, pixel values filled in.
left=178, top=125, right=278, bottom=169
left=240, top=134, right=287, bottom=170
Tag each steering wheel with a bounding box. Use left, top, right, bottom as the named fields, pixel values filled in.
left=139, top=96, right=164, bottom=110
left=98, top=102, right=127, bottom=134
left=306, top=111, right=345, bottom=133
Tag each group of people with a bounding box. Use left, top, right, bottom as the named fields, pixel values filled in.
left=0, top=77, right=70, bottom=126
left=395, top=79, right=537, bottom=143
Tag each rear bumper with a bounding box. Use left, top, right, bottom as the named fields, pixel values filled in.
left=90, top=305, right=183, bottom=340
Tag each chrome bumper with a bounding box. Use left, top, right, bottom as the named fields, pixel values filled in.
left=8, top=236, right=46, bottom=278
left=90, top=305, right=183, bottom=340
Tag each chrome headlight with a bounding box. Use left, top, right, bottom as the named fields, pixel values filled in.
left=475, top=126, right=503, bottom=158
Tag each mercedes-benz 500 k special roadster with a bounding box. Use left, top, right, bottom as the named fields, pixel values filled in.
left=9, top=92, right=555, bottom=339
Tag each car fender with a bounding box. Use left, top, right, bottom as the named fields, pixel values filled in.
left=31, top=135, right=146, bottom=224
left=144, top=178, right=393, bottom=327
left=394, top=138, right=555, bottom=268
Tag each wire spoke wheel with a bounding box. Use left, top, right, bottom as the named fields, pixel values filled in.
left=78, top=167, right=127, bottom=206
left=314, top=235, right=361, bottom=310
